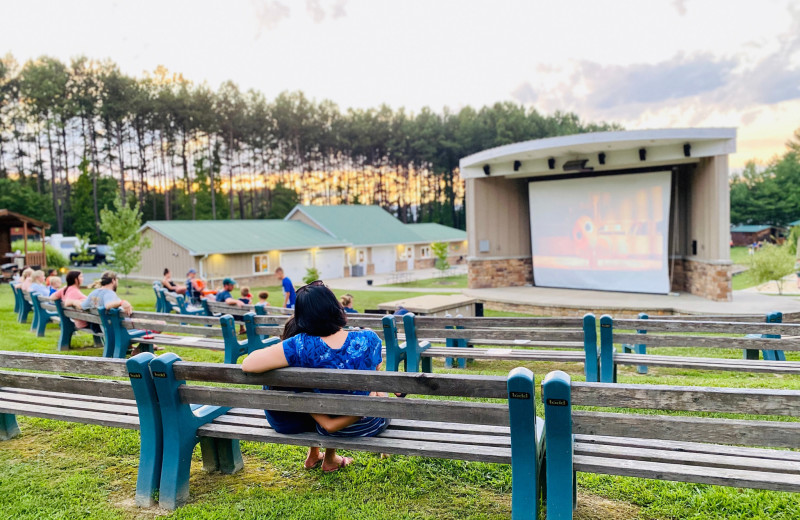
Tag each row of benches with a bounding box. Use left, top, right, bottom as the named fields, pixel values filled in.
left=3, top=348, right=799, bottom=518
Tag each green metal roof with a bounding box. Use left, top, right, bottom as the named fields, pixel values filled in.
left=287, top=205, right=424, bottom=246
left=142, top=220, right=349, bottom=255
left=730, top=225, right=771, bottom=233
left=788, top=220, right=800, bottom=227
left=406, top=223, right=467, bottom=242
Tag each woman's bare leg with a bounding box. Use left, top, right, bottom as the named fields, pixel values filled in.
left=321, top=448, right=352, bottom=472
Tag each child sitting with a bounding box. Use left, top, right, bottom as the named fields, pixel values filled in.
left=239, top=286, right=252, bottom=304
left=48, top=276, right=63, bottom=295
left=258, top=291, right=269, bottom=306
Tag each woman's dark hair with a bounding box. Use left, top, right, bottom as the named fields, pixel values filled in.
left=281, top=316, right=300, bottom=340
left=47, top=269, right=57, bottom=277
left=294, top=284, right=346, bottom=337
left=163, top=268, right=170, bottom=276
left=66, top=270, right=82, bottom=287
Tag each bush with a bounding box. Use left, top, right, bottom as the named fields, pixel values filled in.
left=748, top=243, right=796, bottom=294
left=303, top=267, right=321, bottom=285
left=10, top=240, right=68, bottom=269
left=431, top=242, right=450, bottom=272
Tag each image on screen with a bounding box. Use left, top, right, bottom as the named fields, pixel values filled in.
left=529, top=170, right=672, bottom=294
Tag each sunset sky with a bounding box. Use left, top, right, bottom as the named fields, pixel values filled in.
left=4, top=0, right=799, bottom=170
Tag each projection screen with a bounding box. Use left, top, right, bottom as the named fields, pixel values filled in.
left=529, top=171, right=672, bottom=294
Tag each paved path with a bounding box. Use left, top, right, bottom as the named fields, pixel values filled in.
left=325, top=265, right=467, bottom=293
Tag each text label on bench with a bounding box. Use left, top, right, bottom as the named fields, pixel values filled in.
left=510, top=392, right=531, bottom=400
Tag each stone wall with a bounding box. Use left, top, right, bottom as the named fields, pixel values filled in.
left=482, top=300, right=675, bottom=318
left=468, top=257, right=533, bottom=289
left=676, top=258, right=732, bottom=302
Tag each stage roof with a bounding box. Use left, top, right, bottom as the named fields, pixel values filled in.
left=459, top=128, right=736, bottom=180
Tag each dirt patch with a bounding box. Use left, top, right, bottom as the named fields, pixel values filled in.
left=574, top=494, right=640, bottom=520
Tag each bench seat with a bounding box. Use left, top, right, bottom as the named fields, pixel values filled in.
left=573, top=434, right=800, bottom=492
left=421, top=346, right=586, bottom=363
left=136, top=334, right=225, bottom=351
left=0, top=387, right=139, bottom=429
left=197, top=407, right=519, bottom=463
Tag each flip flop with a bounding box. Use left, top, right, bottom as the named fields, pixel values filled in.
left=304, top=457, right=323, bottom=470
left=322, top=456, right=353, bottom=473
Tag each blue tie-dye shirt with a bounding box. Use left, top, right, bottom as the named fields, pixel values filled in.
left=281, top=329, right=382, bottom=396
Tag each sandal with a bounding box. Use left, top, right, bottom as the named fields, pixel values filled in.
left=304, top=454, right=324, bottom=470
left=322, top=456, right=353, bottom=473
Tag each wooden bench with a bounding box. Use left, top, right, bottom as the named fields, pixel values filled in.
left=162, top=290, right=205, bottom=316
left=28, top=292, right=60, bottom=337
left=595, top=313, right=800, bottom=382
left=134, top=353, right=545, bottom=515
left=0, top=351, right=163, bottom=506
left=105, top=309, right=279, bottom=363
left=13, top=285, right=33, bottom=324
left=380, top=313, right=597, bottom=380
left=541, top=369, right=800, bottom=518
left=9, top=282, right=20, bottom=314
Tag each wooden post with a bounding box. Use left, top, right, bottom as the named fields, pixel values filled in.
left=23, top=221, right=28, bottom=263
left=40, top=228, right=46, bottom=269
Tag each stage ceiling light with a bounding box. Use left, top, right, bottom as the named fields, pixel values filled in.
left=483, top=164, right=490, bottom=175
left=683, top=143, right=691, bottom=157
left=639, top=148, right=647, bottom=161
left=562, top=159, right=592, bottom=172
left=547, top=158, right=555, bottom=169
left=513, top=160, right=521, bottom=171
left=598, top=152, right=606, bottom=165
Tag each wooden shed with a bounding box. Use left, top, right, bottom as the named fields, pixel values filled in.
left=0, top=209, right=50, bottom=269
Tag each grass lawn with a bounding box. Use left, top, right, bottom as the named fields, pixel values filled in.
left=3, top=282, right=800, bottom=518
left=384, top=274, right=468, bottom=289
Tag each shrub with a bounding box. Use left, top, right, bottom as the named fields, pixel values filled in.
left=748, top=243, right=796, bottom=294
left=303, top=267, right=321, bottom=285
left=431, top=242, right=450, bottom=272
left=10, top=240, right=68, bottom=268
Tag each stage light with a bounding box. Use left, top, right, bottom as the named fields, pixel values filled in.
left=598, top=152, right=606, bottom=165
left=483, top=164, right=490, bottom=175
left=562, top=159, right=593, bottom=172
left=513, top=160, right=521, bottom=171
left=547, top=158, right=555, bottom=169
left=639, top=148, right=646, bottom=161
left=683, top=143, right=691, bottom=157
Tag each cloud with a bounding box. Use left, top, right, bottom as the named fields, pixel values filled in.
left=512, top=5, right=800, bottom=122
left=252, top=0, right=291, bottom=33
left=331, top=0, right=347, bottom=19
left=672, top=0, right=687, bottom=16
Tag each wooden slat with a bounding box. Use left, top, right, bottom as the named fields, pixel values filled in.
left=0, top=400, right=139, bottom=430
left=62, top=309, right=102, bottom=324
left=179, top=386, right=509, bottom=426
left=574, top=434, right=800, bottom=462
left=571, top=382, right=800, bottom=416
left=573, top=455, right=800, bottom=492
left=172, top=362, right=509, bottom=397
left=415, top=317, right=584, bottom=328
left=616, top=319, right=800, bottom=336
left=130, top=311, right=221, bottom=326
left=136, top=335, right=225, bottom=351
left=614, top=353, right=800, bottom=373
left=612, top=333, right=800, bottom=350
left=414, top=328, right=585, bottom=341
left=0, top=372, right=133, bottom=400
left=575, top=442, right=800, bottom=474
left=122, top=321, right=224, bottom=337
left=0, top=387, right=136, bottom=406
left=0, top=391, right=139, bottom=416
left=572, top=411, right=800, bottom=448
left=422, top=347, right=586, bottom=361
left=0, top=351, right=128, bottom=377
left=198, top=422, right=511, bottom=463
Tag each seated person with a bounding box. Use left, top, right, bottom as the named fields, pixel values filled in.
left=239, top=286, right=252, bottom=304
left=216, top=278, right=244, bottom=307
left=16, top=268, right=33, bottom=291
left=340, top=293, right=357, bottom=314
left=186, top=269, right=216, bottom=302
left=257, top=291, right=269, bottom=306
left=81, top=271, right=133, bottom=316
left=54, top=270, right=98, bottom=332
left=48, top=276, right=62, bottom=295
left=28, top=270, right=50, bottom=298
left=162, top=268, right=187, bottom=295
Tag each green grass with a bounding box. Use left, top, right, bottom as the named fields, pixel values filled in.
left=731, top=246, right=750, bottom=265
left=384, top=274, right=468, bottom=289
left=4, top=283, right=800, bottom=518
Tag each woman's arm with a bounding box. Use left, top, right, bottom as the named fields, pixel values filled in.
left=311, top=413, right=361, bottom=433
left=241, top=344, right=289, bottom=373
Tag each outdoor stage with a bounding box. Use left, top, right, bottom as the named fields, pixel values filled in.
left=462, top=285, right=800, bottom=318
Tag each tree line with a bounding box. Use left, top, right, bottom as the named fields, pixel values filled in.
left=730, top=129, right=800, bottom=227
left=0, top=54, right=619, bottom=242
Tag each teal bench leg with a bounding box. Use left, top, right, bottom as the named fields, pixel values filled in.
left=0, top=413, right=20, bottom=440
left=599, top=315, right=616, bottom=383
left=402, top=313, right=432, bottom=373
left=382, top=316, right=404, bottom=372
left=126, top=353, right=163, bottom=507
left=11, top=284, right=19, bottom=313
left=763, top=311, right=785, bottom=361
left=150, top=353, right=235, bottom=510
left=508, top=367, right=540, bottom=520
left=582, top=314, right=599, bottom=382
left=543, top=370, right=576, bottom=519
left=18, top=298, right=31, bottom=324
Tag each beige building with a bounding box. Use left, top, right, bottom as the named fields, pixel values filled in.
left=133, top=205, right=467, bottom=287
left=459, top=129, right=736, bottom=301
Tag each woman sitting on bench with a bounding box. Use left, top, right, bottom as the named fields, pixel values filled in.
left=242, top=280, right=388, bottom=472
left=52, top=270, right=98, bottom=332
left=161, top=268, right=186, bottom=295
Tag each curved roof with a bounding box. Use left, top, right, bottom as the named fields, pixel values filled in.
left=459, top=128, right=736, bottom=179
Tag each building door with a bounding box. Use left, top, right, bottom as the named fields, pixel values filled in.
left=371, top=246, right=395, bottom=274
left=279, top=251, right=313, bottom=284
left=315, top=248, right=346, bottom=280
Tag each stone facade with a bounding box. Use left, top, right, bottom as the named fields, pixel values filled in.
left=468, top=257, right=533, bottom=289
left=482, top=300, right=675, bottom=318
left=671, top=258, right=731, bottom=302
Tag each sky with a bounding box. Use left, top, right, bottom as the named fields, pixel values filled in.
left=4, top=0, right=800, bottom=170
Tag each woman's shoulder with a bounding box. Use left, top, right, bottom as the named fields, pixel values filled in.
left=349, top=328, right=381, bottom=342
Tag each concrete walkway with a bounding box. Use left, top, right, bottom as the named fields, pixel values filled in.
left=462, top=285, right=800, bottom=315
left=325, top=265, right=467, bottom=293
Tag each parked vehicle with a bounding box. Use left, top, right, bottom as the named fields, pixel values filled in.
left=46, top=233, right=81, bottom=258
left=70, top=245, right=114, bottom=266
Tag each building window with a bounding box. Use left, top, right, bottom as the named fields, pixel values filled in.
left=356, top=249, right=366, bottom=264
left=420, top=246, right=431, bottom=258
left=253, top=254, right=271, bottom=274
